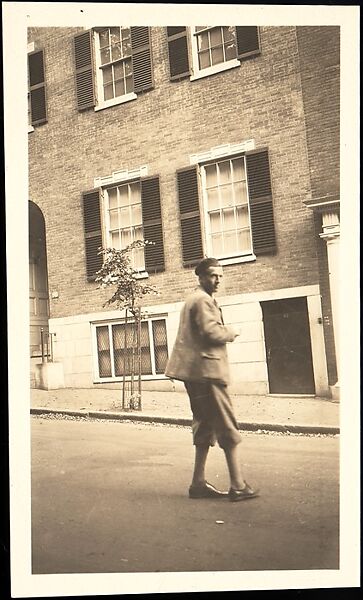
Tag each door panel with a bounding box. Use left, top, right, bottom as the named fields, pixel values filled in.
left=261, top=297, right=315, bottom=394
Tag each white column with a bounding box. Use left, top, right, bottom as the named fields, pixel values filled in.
left=320, top=210, right=340, bottom=400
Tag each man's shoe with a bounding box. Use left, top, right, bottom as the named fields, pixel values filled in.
left=228, top=481, right=260, bottom=502
left=189, top=481, right=228, bottom=499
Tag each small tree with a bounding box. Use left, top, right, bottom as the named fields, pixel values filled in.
left=95, top=240, right=159, bottom=410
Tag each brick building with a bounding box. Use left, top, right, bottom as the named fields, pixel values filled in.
left=28, top=25, right=340, bottom=399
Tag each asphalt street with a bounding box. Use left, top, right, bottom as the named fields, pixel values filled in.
left=31, top=416, right=339, bottom=574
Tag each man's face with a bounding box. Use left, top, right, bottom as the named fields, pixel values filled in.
left=199, top=266, right=224, bottom=295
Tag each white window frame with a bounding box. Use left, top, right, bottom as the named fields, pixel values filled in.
left=189, top=26, right=241, bottom=81
left=199, top=153, right=256, bottom=266
left=93, top=27, right=137, bottom=111
left=92, top=316, right=169, bottom=382
left=101, top=179, right=148, bottom=276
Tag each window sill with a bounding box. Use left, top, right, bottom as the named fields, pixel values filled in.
left=94, top=92, right=137, bottom=112
left=218, top=254, right=256, bottom=266
left=190, top=59, right=241, bottom=81
left=93, top=374, right=167, bottom=384
left=133, top=271, right=149, bottom=280
left=28, top=126, right=35, bottom=133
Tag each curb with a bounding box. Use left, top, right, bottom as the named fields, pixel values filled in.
left=30, top=407, right=340, bottom=435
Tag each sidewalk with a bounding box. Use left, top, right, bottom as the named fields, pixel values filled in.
left=30, top=387, right=340, bottom=435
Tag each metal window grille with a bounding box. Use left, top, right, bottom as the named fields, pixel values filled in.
left=96, top=318, right=168, bottom=377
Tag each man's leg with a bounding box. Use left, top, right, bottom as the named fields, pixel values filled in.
left=223, top=444, right=246, bottom=491
left=211, top=383, right=259, bottom=500
left=191, top=445, right=209, bottom=486
left=184, top=382, right=227, bottom=498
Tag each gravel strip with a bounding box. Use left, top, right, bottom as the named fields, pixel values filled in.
left=30, top=412, right=339, bottom=438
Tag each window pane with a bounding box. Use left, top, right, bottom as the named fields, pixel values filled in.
left=199, top=50, right=210, bottom=70
left=237, top=228, right=252, bottom=252
left=223, top=207, right=236, bottom=231
left=121, top=227, right=132, bottom=247
left=112, top=324, right=125, bottom=350
left=100, top=47, right=111, bottom=65
left=109, top=209, right=119, bottom=229
left=108, top=187, right=118, bottom=208
left=96, top=326, right=112, bottom=377
left=104, top=83, right=114, bottom=100
left=122, top=33, right=132, bottom=56
left=210, top=27, right=223, bottom=47
left=115, top=79, right=125, bottom=97
left=133, top=225, right=143, bottom=241
left=124, top=58, right=132, bottom=77
left=111, top=231, right=120, bottom=248
left=209, top=211, right=222, bottom=233
left=223, top=26, right=235, bottom=43
left=110, top=27, right=121, bottom=43
left=99, top=29, right=109, bottom=48
left=131, top=204, right=142, bottom=225
left=205, top=163, right=217, bottom=188
left=211, top=233, right=223, bottom=255
left=154, top=347, right=168, bottom=374
left=224, top=231, right=238, bottom=254
left=234, top=181, right=248, bottom=205
left=133, top=247, right=144, bottom=271
left=218, top=161, right=232, bottom=184
left=140, top=323, right=152, bottom=374
left=236, top=205, right=250, bottom=228
left=125, top=75, right=133, bottom=94
left=220, top=184, right=233, bottom=208
left=207, top=188, right=219, bottom=210
left=118, top=185, right=129, bottom=207
left=130, top=182, right=141, bottom=204
left=211, top=46, right=224, bottom=65
left=112, top=42, right=122, bottom=62
left=102, top=65, right=113, bottom=84
left=113, top=62, right=124, bottom=80
left=232, top=158, right=245, bottom=181
left=197, top=31, right=210, bottom=51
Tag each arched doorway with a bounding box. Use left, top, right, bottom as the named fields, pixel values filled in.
left=29, top=202, right=49, bottom=359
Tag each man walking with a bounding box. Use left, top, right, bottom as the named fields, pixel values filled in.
left=165, top=257, right=259, bottom=502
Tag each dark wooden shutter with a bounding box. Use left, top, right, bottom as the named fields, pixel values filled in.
left=131, top=27, right=153, bottom=93
left=141, top=177, right=165, bottom=273
left=28, top=50, right=47, bottom=126
left=74, top=31, right=95, bottom=111
left=246, top=149, right=277, bottom=255
left=82, top=189, right=103, bottom=280
left=166, top=27, right=190, bottom=80
left=236, top=26, right=260, bottom=59
left=177, top=167, right=204, bottom=267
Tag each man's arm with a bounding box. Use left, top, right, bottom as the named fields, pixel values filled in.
left=193, top=296, right=237, bottom=345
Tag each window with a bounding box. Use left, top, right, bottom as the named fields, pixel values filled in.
left=74, top=27, right=153, bottom=112
left=192, top=26, right=238, bottom=76
left=167, top=26, right=260, bottom=82
left=82, top=175, right=165, bottom=281
left=177, top=148, right=277, bottom=267
left=104, top=181, right=144, bottom=270
left=95, top=27, right=134, bottom=106
left=94, top=318, right=168, bottom=380
left=201, top=157, right=252, bottom=259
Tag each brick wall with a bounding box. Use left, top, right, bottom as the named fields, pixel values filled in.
left=296, top=26, right=340, bottom=202
left=296, top=26, right=340, bottom=385
left=28, top=26, right=321, bottom=320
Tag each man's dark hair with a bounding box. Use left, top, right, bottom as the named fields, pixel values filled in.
left=195, top=257, right=220, bottom=277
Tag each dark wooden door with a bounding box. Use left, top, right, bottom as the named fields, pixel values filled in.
left=261, top=297, right=315, bottom=394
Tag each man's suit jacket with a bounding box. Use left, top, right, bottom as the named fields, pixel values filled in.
left=165, top=286, right=236, bottom=385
